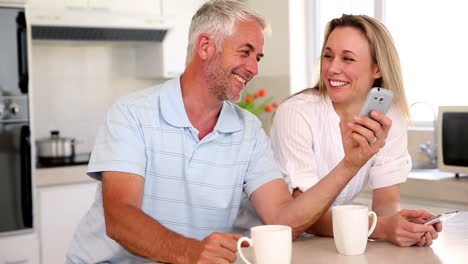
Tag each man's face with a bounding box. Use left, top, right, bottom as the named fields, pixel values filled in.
left=204, top=20, right=265, bottom=102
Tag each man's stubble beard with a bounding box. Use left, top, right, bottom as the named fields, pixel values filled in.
left=204, top=54, right=242, bottom=103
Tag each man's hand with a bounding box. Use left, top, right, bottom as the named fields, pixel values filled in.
left=187, top=232, right=243, bottom=264
left=382, top=209, right=441, bottom=247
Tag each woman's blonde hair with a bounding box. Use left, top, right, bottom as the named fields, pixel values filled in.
left=308, top=14, right=410, bottom=119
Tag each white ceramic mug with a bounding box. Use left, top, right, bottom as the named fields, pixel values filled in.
left=332, top=205, right=377, bottom=256
left=236, top=225, right=292, bottom=264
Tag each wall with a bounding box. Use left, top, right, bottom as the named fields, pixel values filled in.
left=31, top=42, right=165, bottom=154
left=243, top=0, right=292, bottom=132
left=30, top=0, right=307, bottom=150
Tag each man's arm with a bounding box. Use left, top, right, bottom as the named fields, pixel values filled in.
left=280, top=184, right=400, bottom=238
left=291, top=185, right=401, bottom=238
left=283, top=185, right=401, bottom=237
left=250, top=159, right=360, bottom=239
left=290, top=188, right=333, bottom=237
left=102, top=171, right=240, bottom=264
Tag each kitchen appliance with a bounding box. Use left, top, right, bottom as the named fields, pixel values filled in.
left=0, top=5, right=32, bottom=234
left=437, top=105, right=468, bottom=177
left=36, top=130, right=75, bottom=165
left=0, top=6, right=39, bottom=263
left=28, top=8, right=171, bottom=42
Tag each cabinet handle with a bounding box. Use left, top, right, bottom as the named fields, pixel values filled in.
left=5, top=259, right=28, bottom=264
left=16, top=11, right=29, bottom=94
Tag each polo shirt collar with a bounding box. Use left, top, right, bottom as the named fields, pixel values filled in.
left=160, top=77, right=243, bottom=133
left=160, top=77, right=192, bottom=128
left=215, top=101, right=243, bottom=133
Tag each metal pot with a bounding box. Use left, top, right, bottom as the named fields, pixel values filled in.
left=36, top=130, right=75, bottom=164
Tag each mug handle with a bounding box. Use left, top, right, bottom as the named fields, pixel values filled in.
left=237, top=237, right=253, bottom=264
left=367, top=211, right=378, bottom=237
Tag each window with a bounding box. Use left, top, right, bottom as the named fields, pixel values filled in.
left=303, top=0, right=374, bottom=91
left=303, top=0, right=467, bottom=122
left=314, top=0, right=374, bottom=60
left=385, top=0, right=468, bottom=121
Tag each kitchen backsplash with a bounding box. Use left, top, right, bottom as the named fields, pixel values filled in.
left=31, top=42, right=292, bottom=155
left=31, top=42, right=166, bottom=154
left=407, top=127, right=437, bottom=169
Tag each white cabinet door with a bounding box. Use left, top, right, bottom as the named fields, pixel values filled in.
left=38, top=182, right=98, bottom=264
left=161, top=0, right=203, bottom=76
left=108, top=0, right=161, bottom=15
left=136, top=0, right=206, bottom=78
left=0, top=233, right=39, bottom=264
left=28, top=0, right=67, bottom=9
left=0, top=0, right=26, bottom=5
left=28, top=0, right=91, bottom=9
left=29, top=0, right=161, bottom=15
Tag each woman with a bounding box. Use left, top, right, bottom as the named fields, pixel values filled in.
left=270, top=14, right=441, bottom=246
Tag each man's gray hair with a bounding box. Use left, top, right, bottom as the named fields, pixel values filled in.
left=185, top=0, right=270, bottom=65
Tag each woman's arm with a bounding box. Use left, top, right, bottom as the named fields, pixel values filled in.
left=295, top=184, right=439, bottom=247
left=369, top=184, right=401, bottom=240
left=372, top=184, right=400, bottom=216
left=291, top=185, right=401, bottom=238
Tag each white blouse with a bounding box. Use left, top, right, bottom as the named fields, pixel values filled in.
left=270, top=90, right=411, bottom=206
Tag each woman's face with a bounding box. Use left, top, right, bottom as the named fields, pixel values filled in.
left=321, top=26, right=381, bottom=106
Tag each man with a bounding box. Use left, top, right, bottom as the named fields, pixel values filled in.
left=66, top=1, right=438, bottom=263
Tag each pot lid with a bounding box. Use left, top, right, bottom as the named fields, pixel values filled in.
left=37, top=130, right=75, bottom=143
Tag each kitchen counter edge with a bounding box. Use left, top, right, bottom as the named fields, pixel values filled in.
left=35, top=165, right=96, bottom=187
left=35, top=167, right=468, bottom=205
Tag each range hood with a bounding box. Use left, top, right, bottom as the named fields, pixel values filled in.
left=29, top=9, right=172, bottom=42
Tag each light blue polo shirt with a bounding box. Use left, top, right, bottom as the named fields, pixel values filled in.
left=66, top=77, right=282, bottom=264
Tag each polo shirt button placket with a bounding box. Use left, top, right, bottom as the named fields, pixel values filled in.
left=186, top=127, right=199, bottom=167
left=189, top=146, right=197, bottom=167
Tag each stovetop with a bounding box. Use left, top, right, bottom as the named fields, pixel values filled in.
left=36, top=153, right=91, bottom=168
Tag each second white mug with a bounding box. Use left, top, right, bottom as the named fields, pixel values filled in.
left=237, top=225, right=292, bottom=264
left=332, top=205, right=377, bottom=256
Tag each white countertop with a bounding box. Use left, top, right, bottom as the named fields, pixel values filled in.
left=35, top=165, right=94, bottom=187
left=401, top=169, right=468, bottom=205
left=34, top=166, right=468, bottom=206
left=236, top=212, right=468, bottom=264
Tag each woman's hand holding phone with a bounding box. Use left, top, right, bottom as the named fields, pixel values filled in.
left=343, top=112, right=392, bottom=168
left=382, top=209, right=442, bottom=247
left=359, top=87, right=394, bottom=119
left=342, top=87, right=394, bottom=169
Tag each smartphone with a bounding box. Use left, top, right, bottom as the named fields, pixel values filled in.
left=423, top=210, right=460, bottom=225
left=359, top=87, right=394, bottom=119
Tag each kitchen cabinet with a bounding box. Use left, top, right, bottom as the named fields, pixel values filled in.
left=0, top=233, right=39, bottom=264
left=28, top=0, right=71, bottom=9
left=135, top=0, right=207, bottom=78
left=106, top=0, right=161, bottom=15
left=29, top=0, right=161, bottom=15
left=0, top=0, right=26, bottom=5
left=38, top=182, right=98, bottom=264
